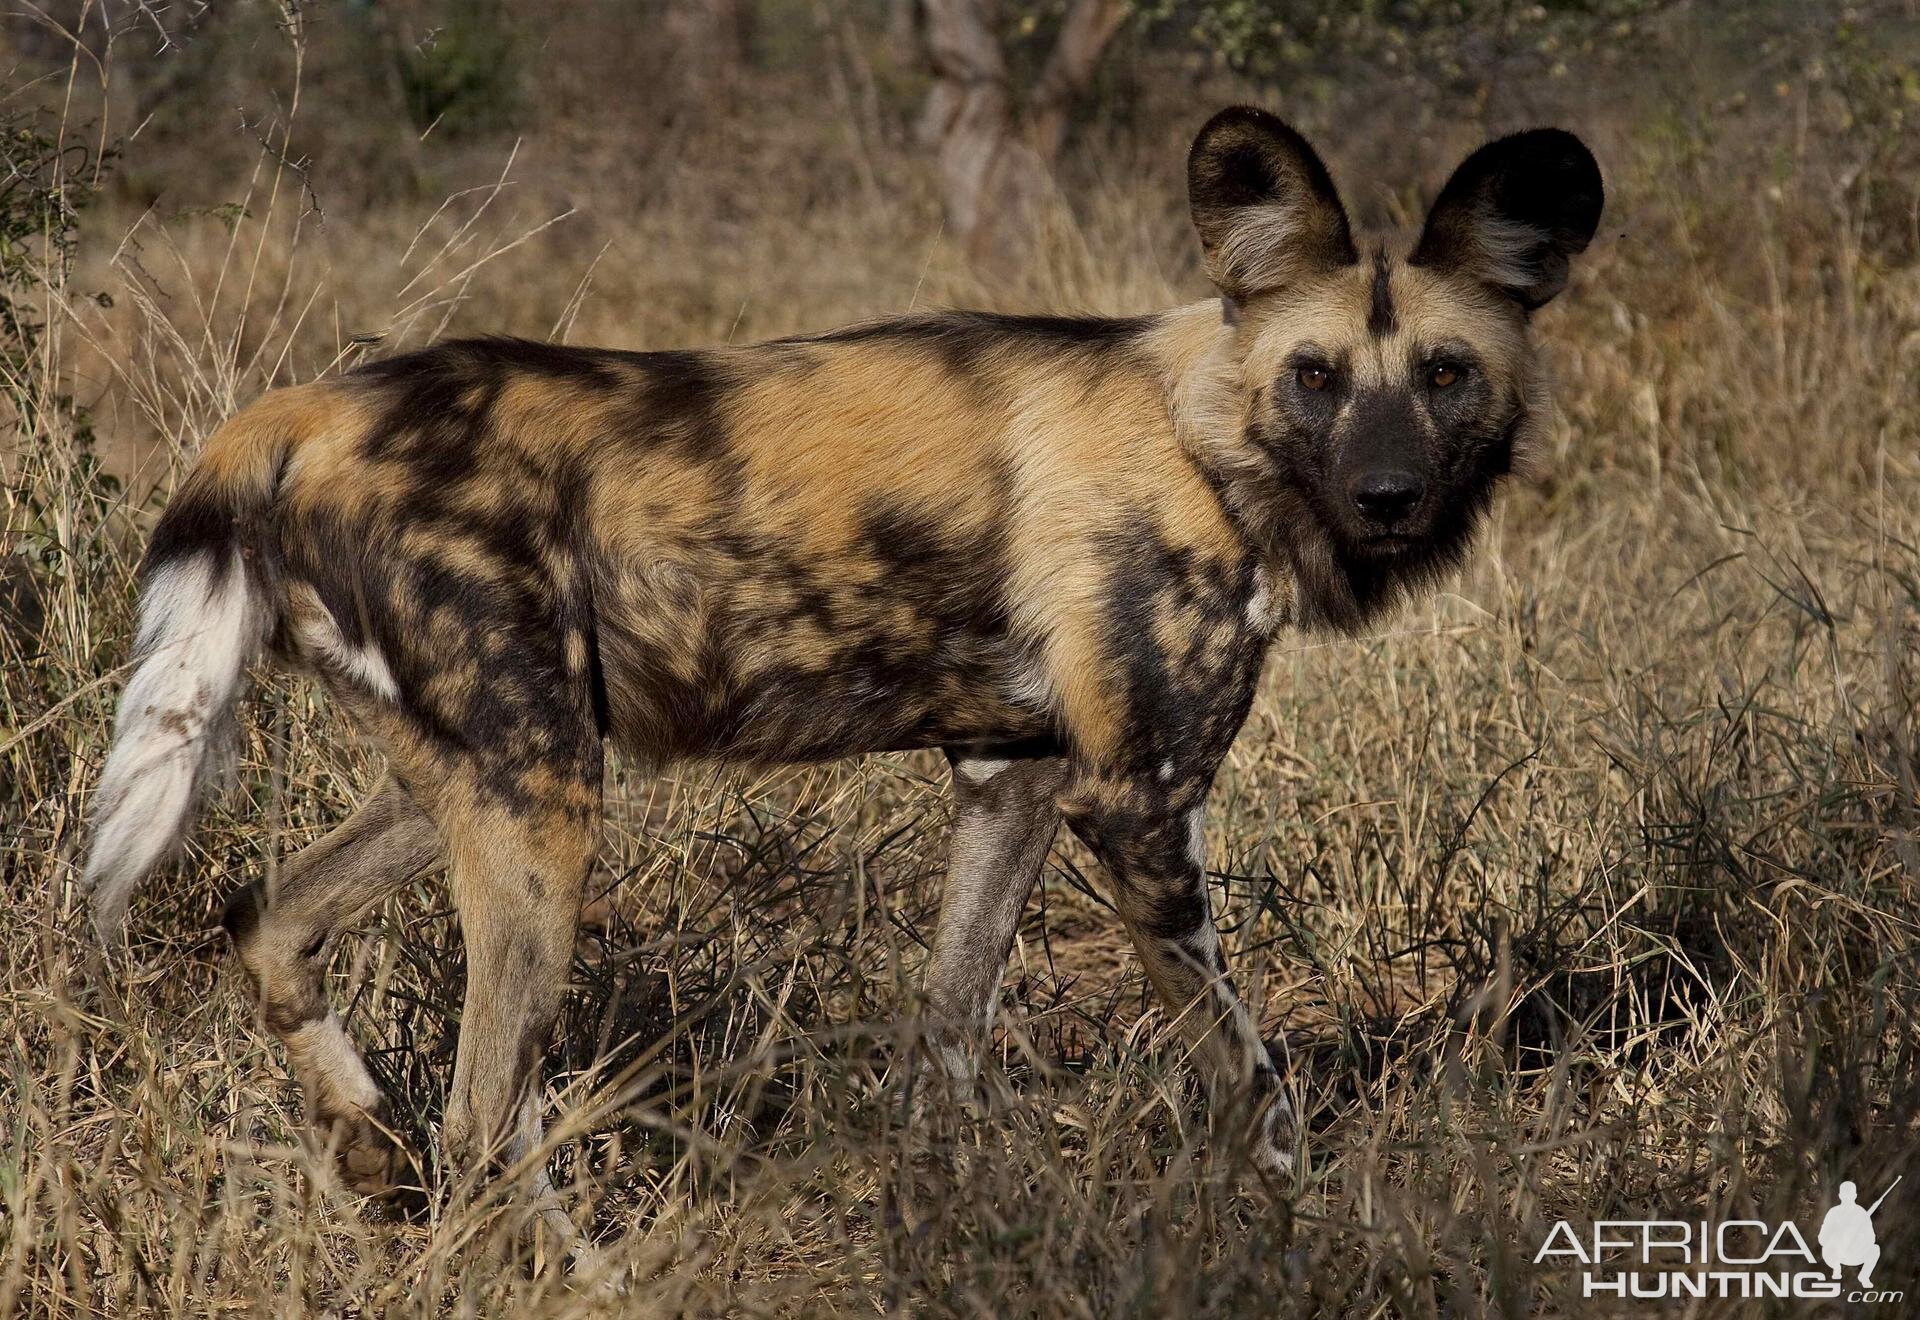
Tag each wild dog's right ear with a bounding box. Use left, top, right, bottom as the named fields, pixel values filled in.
left=1411, top=129, right=1603, bottom=310
left=1188, top=107, right=1357, bottom=306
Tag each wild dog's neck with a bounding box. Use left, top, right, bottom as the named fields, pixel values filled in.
left=1143, top=301, right=1298, bottom=612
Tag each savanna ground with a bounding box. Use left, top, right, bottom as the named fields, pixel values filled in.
left=3, top=2, right=1919, bottom=1315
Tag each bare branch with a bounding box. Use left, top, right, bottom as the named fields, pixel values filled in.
left=1029, top=0, right=1129, bottom=162
left=918, top=0, right=1010, bottom=86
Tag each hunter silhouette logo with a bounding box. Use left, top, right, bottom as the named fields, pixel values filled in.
left=1821, top=1178, right=1897, bottom=1289
left=1536, top=1177, right=1904, bottom=1303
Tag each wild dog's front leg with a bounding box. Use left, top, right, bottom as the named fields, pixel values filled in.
left=1062, top=774, right=1292, bottom=1177
left=918, top=751, right=1066, bottom=1096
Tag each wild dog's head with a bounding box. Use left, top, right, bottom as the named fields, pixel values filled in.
left=1182, top=106, right=1602, bottom=632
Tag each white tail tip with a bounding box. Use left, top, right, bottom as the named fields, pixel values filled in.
left=82, top=550, right=263, bottom=944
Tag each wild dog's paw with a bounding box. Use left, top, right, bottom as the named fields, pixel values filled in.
left=1241, top=1065, right=1299, bottom=1184
left=1251, top=1134, right=1296, bottom=1180
left=314, top=1103, right=417, bottom=1208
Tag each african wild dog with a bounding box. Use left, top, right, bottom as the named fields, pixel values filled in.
left=81, top=108, right=1601, bottom=1223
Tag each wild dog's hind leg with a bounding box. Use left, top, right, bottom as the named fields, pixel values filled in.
left=222, top=774, right=442, bottom=1194
left=1062, top=773, right=1292, bottom=1177
left=918, top=751, right=1066, bottom=1096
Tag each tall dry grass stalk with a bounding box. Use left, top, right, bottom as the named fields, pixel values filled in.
left=3, top=19, right=1918, bottom=1316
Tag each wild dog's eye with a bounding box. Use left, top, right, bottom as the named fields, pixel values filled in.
left=1429, top=363, right=1462, bottom=389
left=1297, top=365, right=1332, bottom=391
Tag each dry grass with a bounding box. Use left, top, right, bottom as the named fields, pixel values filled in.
left=4, top=22, right=1920, bottom=1317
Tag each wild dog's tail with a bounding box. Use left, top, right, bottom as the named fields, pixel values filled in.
left=81, top=390, right=316, bottom=945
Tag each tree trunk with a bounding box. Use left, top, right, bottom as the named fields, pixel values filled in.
left=668, top=0, right=749, bottom=103
left=915, top=0, right=1127, bottom=272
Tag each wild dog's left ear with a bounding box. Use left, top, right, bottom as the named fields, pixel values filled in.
left=1411, top=129, right=1603, bottom=311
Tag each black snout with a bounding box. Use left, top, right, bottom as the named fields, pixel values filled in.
left=1349, top=469, right=1425, bottom=525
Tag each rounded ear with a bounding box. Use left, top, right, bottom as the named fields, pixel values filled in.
left=1188, top=106, right=1357, bottom=304
left=1410, top=129, right=1603, bottom=311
